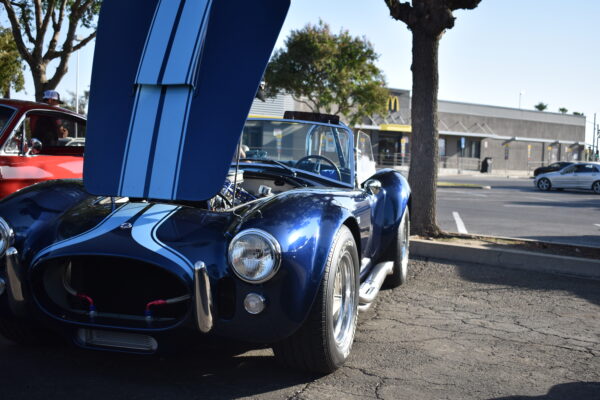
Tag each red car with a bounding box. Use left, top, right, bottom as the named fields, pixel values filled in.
left=0, top=99, right=85, bottom=198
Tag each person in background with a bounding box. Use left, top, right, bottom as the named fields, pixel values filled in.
left=32, top=90, right=69, bottom=146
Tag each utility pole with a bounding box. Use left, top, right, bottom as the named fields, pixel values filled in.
left=593, top=113, right=597, bottom=159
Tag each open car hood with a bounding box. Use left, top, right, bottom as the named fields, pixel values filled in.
left=84, top=0, right=290, bottom=201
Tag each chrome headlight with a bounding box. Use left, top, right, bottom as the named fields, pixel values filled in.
left=228, top=229, right=281, bottom=283
left=0, top=217, right=13, bottom=257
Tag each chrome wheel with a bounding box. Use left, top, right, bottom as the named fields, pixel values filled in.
left=593, top=181, right=600, bottom=194
left=537, top=178, right=551, bottom=191
left=331, top=249, right=357, bottom=356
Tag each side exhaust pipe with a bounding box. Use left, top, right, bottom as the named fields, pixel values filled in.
left=194, top=261, right=213, bottom=333
left=358, top=261, right=394, bottom=312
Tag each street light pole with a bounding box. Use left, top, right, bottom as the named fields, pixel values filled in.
left=518, top=90, right=525, bottom=109
left=75, top=36, right=83, bottom=115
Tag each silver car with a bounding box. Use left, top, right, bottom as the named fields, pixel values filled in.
left=535, top=162, right=600, bottom=193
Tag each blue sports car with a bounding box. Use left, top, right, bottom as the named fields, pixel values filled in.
left=0, top=0, right=411, bottom=374
left=0, top=114, right=411, bottom=373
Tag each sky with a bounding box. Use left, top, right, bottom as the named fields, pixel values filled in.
left=9, top=0, right=600, bottom=145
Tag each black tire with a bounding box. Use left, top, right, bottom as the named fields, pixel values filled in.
left=384, top=208, right=410, bottom=288
left=537, top=178, right=551, bottom=191
left=593, top=181, right=600, bottom=194
left=272, top=225, right=359, bottom=374
left=0, top=316, right=54, bottom=345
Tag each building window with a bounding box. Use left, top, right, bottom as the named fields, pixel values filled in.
left=438, top=138, right=446, bottom=157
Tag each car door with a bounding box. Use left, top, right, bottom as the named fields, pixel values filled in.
left=0, top=110, right=85, bottom=197
left=573, top=164, right=599, bottom=189
left=551, top=165, right=576, bottom=188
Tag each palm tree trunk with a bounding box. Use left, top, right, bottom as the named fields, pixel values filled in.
left=407, top=28, right=441, bottom=237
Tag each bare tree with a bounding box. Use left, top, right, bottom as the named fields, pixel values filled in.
left=0, top=0, right=101, bottom=101
left=384, top=0, right=481, bottom=236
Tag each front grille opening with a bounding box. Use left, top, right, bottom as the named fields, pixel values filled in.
left=33, top=256, right=190, bottom=328
left=77, top=329, right=158, bottom=353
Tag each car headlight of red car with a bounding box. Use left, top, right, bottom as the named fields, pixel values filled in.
left=0, top=217, right=14, bottom=257
left=228, top=229, right=281, bottom=284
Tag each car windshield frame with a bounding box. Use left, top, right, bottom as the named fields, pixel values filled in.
left=1, top=108, right=86, bottom=155
left=0, top=105, right=17, bottom=137
left=240, top=118, right=355, bottom=188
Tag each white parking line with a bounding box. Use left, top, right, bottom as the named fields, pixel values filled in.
left=595, top=224, right=600, bottom=228
left=452, top=211, right=468, bottom=234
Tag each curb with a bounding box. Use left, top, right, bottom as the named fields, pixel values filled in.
left=410, top=239, right=600, bottom=280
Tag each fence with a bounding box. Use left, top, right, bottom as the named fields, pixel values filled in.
left=378, top=153, right=481, bottom=171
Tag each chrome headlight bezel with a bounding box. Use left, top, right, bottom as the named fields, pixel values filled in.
left=228, top=229, right=282, bottom=284
left=0, top=217, right=14, bottom=257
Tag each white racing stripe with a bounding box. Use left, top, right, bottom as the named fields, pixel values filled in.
left=452, top=211, right=468, bottom=234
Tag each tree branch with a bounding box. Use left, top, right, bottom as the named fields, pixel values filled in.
left=13, top=1, right=35, bottom=44
left=384, top=0, right=413, bottom=25
left=446, top=0, right=482, bottom=11
left=33, top=0, right=42, bottom=33
left=46, top=0, right=68, bottom=58
left=292, top=94, right=318, bottom=113
left=73, top=31, right=96, bottom=51
left=0, top=0, right=33, bottom=64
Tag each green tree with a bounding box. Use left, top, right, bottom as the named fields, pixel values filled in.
left=558, top=107, right=568, bottom=114
left=265, top=21, right=388, bottom=126
left=0, top=0, right=101, bottom=101
left=0, top=26, right=24, bottom=98
left=534, top=102, right=548, bottom=111
left=63, top=89, right=90, bottom=115
left=573, top=111, right=584, bottom=116
left=384, top=0, right=481, bottom=237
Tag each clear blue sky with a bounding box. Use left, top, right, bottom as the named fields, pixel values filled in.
left=12, top=0, right=600, bottom=144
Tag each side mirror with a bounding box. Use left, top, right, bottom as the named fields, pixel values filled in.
left=364, top=179, right=382, bottom=196
left=28, top=138, right=43, bottom=155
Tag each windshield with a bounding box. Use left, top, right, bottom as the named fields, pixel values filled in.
left=241, top=120, right=353, bottom=185
left=0, top=106, right=15, bottom=135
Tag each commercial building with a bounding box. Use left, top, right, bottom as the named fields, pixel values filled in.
left=250, top=88, right=586, bottom=173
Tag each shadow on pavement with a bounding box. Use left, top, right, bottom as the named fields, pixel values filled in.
left=507, top=199, right=600, bottom=210
left=489, top=381, right=600, bottom=400
left=0, top=339, right=314, bottom=400
left=444, top=259, right=600, bottom=307
left=519, top=235, right=600, bottom=249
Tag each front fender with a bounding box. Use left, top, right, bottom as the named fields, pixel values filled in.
left=372, top=169, right=411, bottom=242
left=231, top=191, right=354, bottom=340
left=0, top=180, right=94, bottom=318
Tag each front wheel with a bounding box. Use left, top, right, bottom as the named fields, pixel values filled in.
left=272, top=225, right=358, bottom=374
left=593, top=181, right=600, bottom=194
left=537, top=178, right=551, bottom=191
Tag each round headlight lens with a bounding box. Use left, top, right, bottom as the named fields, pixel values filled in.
left=228, top=229, right=281, bottom=283
left=0, top=217, right=13, bottom=257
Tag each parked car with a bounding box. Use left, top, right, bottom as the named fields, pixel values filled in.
left=0, top=115, right=411, bottom=373
left=534, top=162, right=600, bottom=193
left=533, top=161, right=574, bottom=177
left=0, top=99, right=85, bottom=198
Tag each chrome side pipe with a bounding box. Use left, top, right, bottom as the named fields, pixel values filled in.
left=358, top=261, right=394, bottom=312
left=5, top=247, right=27, bottom=316
left=193, top=261, right=213, bottom=333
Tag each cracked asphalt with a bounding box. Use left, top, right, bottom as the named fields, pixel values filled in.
left=1, top=258, right=599, bottom=400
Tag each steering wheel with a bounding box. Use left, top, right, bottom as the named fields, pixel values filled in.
left=295, top=155, right=342, bottom=181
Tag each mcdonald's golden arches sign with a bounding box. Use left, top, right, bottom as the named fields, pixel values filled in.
left=387, top=96, right=399, bottom=113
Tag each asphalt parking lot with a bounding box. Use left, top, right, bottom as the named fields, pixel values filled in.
left=437, top=176, right=600, bottom=248
left=1, top=258, right=598, bottom=400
